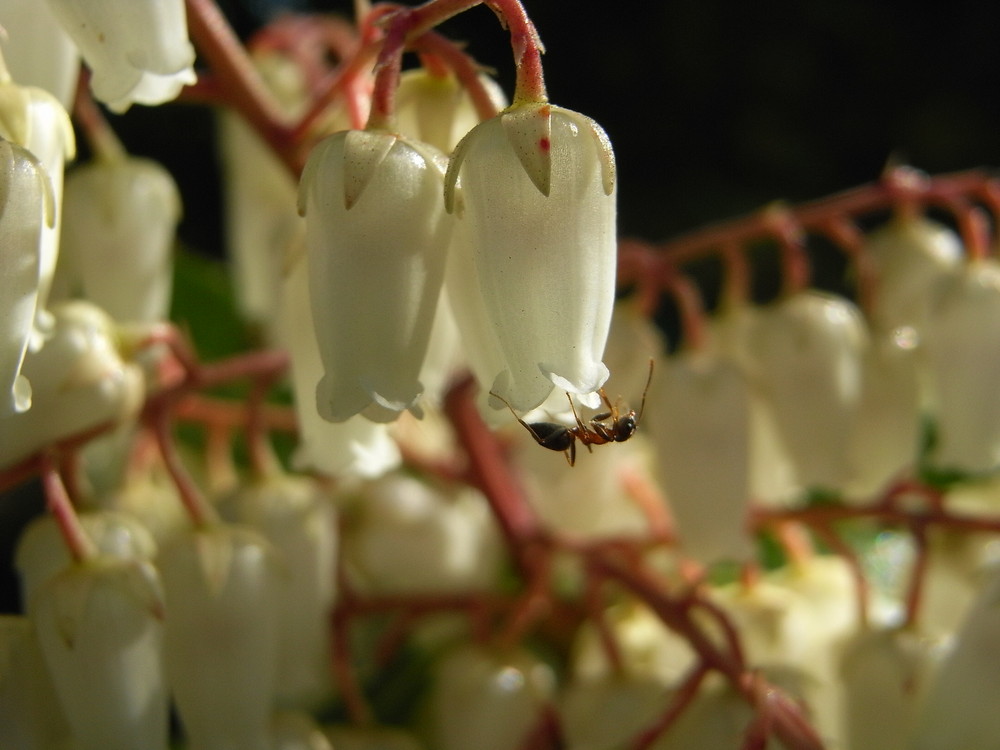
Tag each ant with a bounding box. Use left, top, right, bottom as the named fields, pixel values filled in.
left=490, top=359, right=654, bottom=466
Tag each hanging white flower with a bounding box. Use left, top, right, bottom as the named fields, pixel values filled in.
left=0, top=47, right=76, bottom=341
left=277, top=242, right=402, bottom=477
left=0, top=0, right=80, bottom=108
left=0, top=139, right=51, bottom=417
left=60, top=154, right=181, bottom=323
left=444, top=102, right=617, bottom=412
left=43, top=0, right=196, bottom=112
left=298, top=129, right=453, bottom=423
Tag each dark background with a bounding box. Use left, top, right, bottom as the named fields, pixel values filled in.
left=113, top=0, right=1000, bottom=256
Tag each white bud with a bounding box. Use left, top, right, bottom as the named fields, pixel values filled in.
left=298, top=130, right=453, bottom=423
left=864, top=215, right=962, bottom=334
left=0, top=615, right=71, bottom=750
left=32, top=556, right=168, bottom=750
left=445, top=103, right=616, bottom=411
left=425, top=644, right=555, bottom=750
left=646, top=350, right=755, bottom=564
left=343, top=474, right=503, bottom=595
left=222, top=473, right=338, bottom=709
left=60, top=155, right=181, bottom=323
left=923, top=259, right=1000, bottom=473
left=158, top=525, right=282, bottom=750
left=43, top=0, right=196, bottom=112
left=748, top=291, right=868, bottom=493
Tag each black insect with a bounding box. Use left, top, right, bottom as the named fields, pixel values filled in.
left=491, top=359, right=654, bottom=466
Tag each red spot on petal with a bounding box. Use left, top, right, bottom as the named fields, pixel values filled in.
left=539, top=138, right=550, bottom=152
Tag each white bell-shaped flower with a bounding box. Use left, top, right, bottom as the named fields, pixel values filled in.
left=863, top=214, right=962, bottom=335
left=0, top=139, right=51, bottom=416
left=0, top=47, right=75, bottom=337
left=0, top=0, right=80, bottom=108
left=646, top=350, right=755, bottom=565
left=15, top=509, right=157, bottom=615
left=923, top=259, right=1000, bottom=474
left=60, top=154, right=181, bottom=323
left=342, top=473, right=503, bottom=595
left=277, top=244, right=401, bottom=477
left=748, top=291, right=868, bottom=494
left=444, top=102, right=617, bottom=411
left=425, top=644, right=555, bottom=750
left=394, top=68, right=507, bottom=153
left=157, top=524, right=282, bottom=750
left=43, top=0, right=196, bottom=112
left=911, top=562, right=1000, bottom=749
left=298, top=129, right=453, bottom=423
left=31, top=556, right=168, bottom=750
left=846, top=327, right=923, bottom=498
left=0, top=301, right=145, bottom=470
left=0, top=615, right=70, bottom=750
left=220, top=472, right=338, bottom=710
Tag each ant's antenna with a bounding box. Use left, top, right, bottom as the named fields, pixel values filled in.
left=636, top=358, right=654, bottom=423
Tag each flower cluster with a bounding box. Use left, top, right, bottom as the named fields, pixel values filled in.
left=4, top=3, right=1000, bottom=750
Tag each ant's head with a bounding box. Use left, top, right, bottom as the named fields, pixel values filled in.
left=613, top=412, right=638, bottom=442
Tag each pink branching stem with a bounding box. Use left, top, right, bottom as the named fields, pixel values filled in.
left=720, top=241, right=752, bottom=311
left=413, top=31, right=505, bottom=121
left=819, top=215, right=875, bottom=316
left=39, top=455, right=97, bottom=562
left=629, top=665, right=709, bottom=750
left=617, top=238, right=666, bottom=317
left=203, top=421, right=239, bottom=496
left=331, top=608, right=375, bottom=725
left=444, top=376, right=542, bottom=570
left=661, top=267, right=708, bottom=352
left=173, top=394, right=298, bottom=433
left=249, top=13, right=361, bottom=94
left=902, top=521, right=930, bottom=629
left=148, top=403, right=218, bottom=528
left=245, top=372, right=282, bottom=479
left=496, top=551, right=554, bottom=648
left=185, top=0, right=299, bottom=167
left=518, top=705, right=564, bottom=750
left=592, top=552, right=825, bottom=750
left=810, top=521, right=870, bottom=627
left=763, top=205, right=811, bottom=296
left=0, top=420, right=115, bottom=495
left=581, top=562, right=626, bottom=676
left=618, top=463, right=674, bottom=542
left=398, top=0, right=547, bottom=104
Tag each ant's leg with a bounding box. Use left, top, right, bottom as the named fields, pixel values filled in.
left=565, top=440, right=576, bottom=466
left=491, top=390, right=548, bottom=448
left=565, top=392, right=589, bottom=431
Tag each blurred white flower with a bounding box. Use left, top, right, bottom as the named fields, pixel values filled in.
left=298, top=129, right=453, bottom=423
left=394, top=68, right=507, bottom=153
left=748, top=291, right=868, bottom=494
left=43, top=0, right=196, bottom=112
left=32, top=556, right=168, bottom=750
left=924, top=259, right=1000, bottom=474
left=0, top=139, right=51, bottom=416
left=0, top=301, right=145, bottom=469
left=0, top=0, right=80, bottom=108
left=158, top=524, right=282, bottom=750
left=444, top=102, right=616, bottom=411
left=60, top=154, right=181, bottom=323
